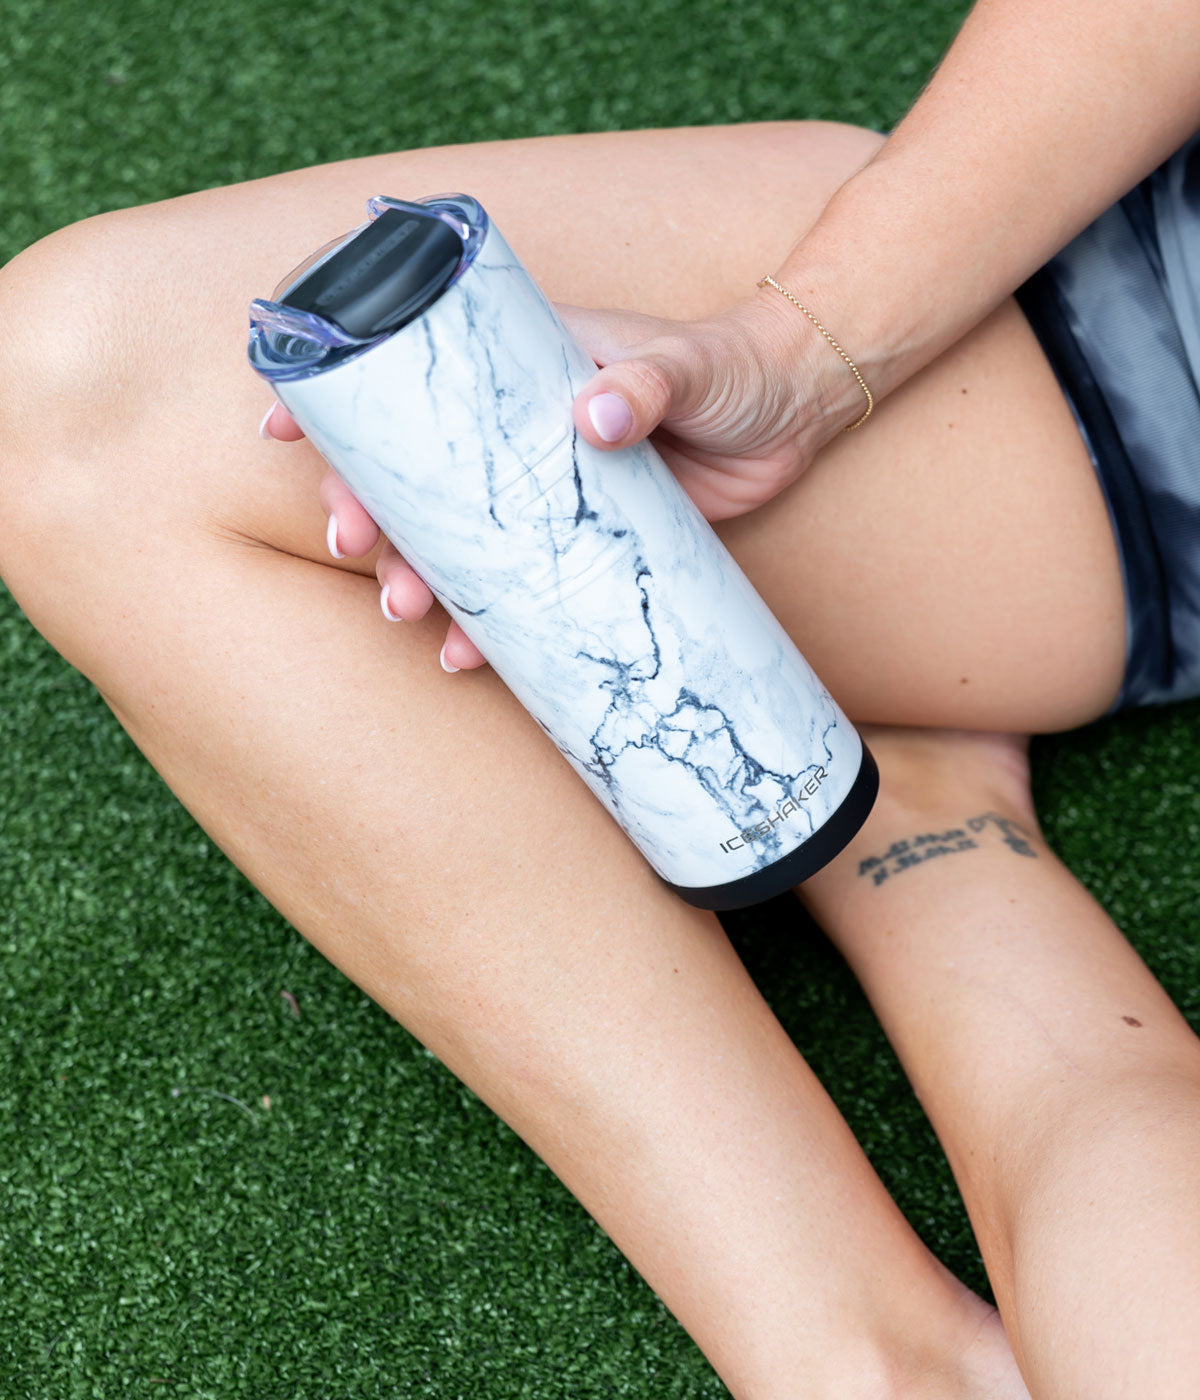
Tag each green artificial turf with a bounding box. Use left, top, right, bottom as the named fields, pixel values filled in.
left=2, top=1, right=1198, bottom=1395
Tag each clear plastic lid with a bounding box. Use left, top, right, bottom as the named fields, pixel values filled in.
left=248, top=193, right=489, bottom=382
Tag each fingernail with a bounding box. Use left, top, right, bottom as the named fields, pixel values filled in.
left=439, top=642, right=460, bottom=674
left=258, top=402, right=278, bottom=440
left=326, top=514, right=344, bottom=560
left=587, top=392, right=633, bottom=443
left=380, top=582, right=403, bottom=621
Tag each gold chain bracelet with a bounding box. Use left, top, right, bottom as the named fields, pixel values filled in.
left=756, top=274, right=874, bottom=431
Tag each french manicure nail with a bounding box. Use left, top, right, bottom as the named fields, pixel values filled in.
left=380, top=582, right=403, bottom=621
left=587, top=392, right=633, bottom=443
left=439, top=642, right=460, bottom=674
left=326, top=514, right=345, bottom=560
left=258, top=402, right=277, bottom=440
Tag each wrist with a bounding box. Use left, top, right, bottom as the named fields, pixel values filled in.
left=746, top=267, right=877, bottom=449
left=769, top=161, right=949, bottom=407
left=757, top=274, right=875, bottom=431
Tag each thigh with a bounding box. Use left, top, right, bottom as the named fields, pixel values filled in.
left=2, top=120, right=1126, bottom=733
left=718, top=292, right=1126, bottom=731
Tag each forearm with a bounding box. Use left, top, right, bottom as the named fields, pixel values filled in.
left=775, top=0, right=1200, bottom=404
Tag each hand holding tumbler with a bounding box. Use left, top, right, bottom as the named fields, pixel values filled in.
left=248, top=194, right=877, bottom=910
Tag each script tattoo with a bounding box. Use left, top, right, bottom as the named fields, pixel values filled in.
left=857, top=811, right=1038, bottom=887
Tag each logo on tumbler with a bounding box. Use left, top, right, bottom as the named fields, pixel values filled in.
left=718, top=766, right=829, bottom=852
left=313, top=219, right=422, bottom=308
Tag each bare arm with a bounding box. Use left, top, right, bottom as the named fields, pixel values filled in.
left=777, top=0, right=1200, bottom=407
left=294, top=0, right=1200, bottom=663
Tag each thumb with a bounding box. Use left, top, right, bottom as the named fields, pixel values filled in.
left=561, top=305, right=709, bottom=451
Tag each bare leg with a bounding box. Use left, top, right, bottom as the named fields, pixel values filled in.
left=0, top=120, right=1122, bottom=1395
left=802, top=727, right=1200, bottom=1396
left=1, top=124, right=1125, bottom=732
left=0, top=398, right=1025, bottom=1381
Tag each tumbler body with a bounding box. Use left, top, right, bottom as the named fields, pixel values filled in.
left=248, top=195, right=876, bottom=908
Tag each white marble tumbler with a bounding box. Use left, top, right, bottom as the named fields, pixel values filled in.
left=248, top=194, right=877, bottom=909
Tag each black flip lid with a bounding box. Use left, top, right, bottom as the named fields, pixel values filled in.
left=281, top=206, right=464, bottom=339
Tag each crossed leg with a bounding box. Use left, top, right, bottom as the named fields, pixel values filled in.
left=0, top=120, right=1132, bottom=1396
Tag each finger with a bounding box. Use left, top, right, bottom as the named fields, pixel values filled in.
left=318, top=469, right=381, bottom=559
left=375, top=551, right=487, bottom=671
left=376, top=543, right=435, bottom=622
left=258, top=400, right=305, bottom=441
left=439, top=622, right=487, bottom=673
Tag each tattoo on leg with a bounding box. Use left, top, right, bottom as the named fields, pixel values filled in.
left=856, top=811, right=1038, bottom=887
left=965, top=811, right=1038, bottom=857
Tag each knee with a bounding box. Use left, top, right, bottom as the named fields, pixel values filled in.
left=0, top=210, right=156, bottom=456
left=0, top=214, right=145, bottom=540
left=0, top=204, right=206, bottom=602
left=757, top=119, right=887, bottom=187
left=806, top=119, right=888, bottom=163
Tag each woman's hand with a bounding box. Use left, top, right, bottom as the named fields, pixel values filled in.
left=552, top=292, right=857, bottom=519
left=262, top=289, right=855, bottom=671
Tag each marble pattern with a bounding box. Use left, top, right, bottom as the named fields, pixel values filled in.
left=259, top=214, right=863, bottom=892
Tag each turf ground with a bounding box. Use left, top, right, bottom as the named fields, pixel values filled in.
left=2, top=1, right=1198, bottom=1395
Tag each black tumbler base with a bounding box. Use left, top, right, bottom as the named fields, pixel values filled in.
left=667, top=744, right=880, bottom=912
